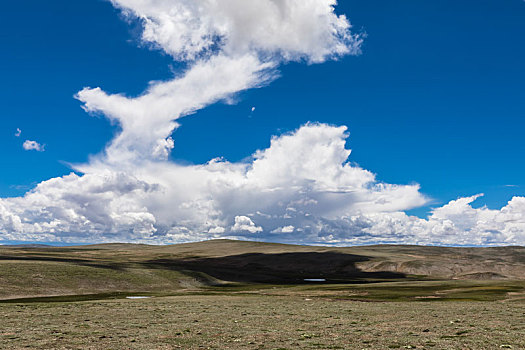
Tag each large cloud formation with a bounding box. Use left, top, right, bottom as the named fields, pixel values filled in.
left=1, top=0, right=524, bottom=246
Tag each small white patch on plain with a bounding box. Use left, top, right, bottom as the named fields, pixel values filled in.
left=251, top=107, right=255, bottom=112
left=126, top=296, right=151, bottom=299
left=15, top=128, right=21, bottom=137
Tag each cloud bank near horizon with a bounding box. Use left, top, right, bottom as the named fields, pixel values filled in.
left=1, top=0, right=524, bottom=246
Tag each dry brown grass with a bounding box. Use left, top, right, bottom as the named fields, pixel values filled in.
left=1, top=240, right=524, bottom=349
left=1, top=294, right=524, bottom=349
left=1, top=240, right=524, bottom=300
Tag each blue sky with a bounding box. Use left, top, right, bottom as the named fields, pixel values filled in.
left=0, top=0, right=524, bottom=245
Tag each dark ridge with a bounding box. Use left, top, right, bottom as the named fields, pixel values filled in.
left=0, top=255, right=125, bottom=271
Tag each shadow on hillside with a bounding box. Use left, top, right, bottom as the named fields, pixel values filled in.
left=0, top=255, right=124, bottom=270
left=143, top=252, right=406, bottom=284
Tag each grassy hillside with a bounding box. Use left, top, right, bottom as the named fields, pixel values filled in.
left=0, top=240, right=524, bottom=300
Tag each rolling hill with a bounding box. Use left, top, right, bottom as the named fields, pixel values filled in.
left=0, top=240, right=523, bottom=300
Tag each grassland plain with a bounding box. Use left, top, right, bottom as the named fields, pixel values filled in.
left=0, top=240, right=524, bottom=349
left=1, top=294, right=524, bottom=349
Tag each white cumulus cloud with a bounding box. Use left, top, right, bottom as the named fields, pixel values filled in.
left=0, top=1, right=524, bottom=246
left=232, top=216, right=263, bottom=234
left=109, top=0, right=361, bottom=62
left=22, top=140, right=45, bottom=152
left=76, top=0, right=361, bottom=164
left=2, top=123, right=524, bottom=246
left=272, top=226, right=295, bottom=234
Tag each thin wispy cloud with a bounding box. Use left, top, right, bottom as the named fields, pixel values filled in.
left=15, top=128, right=21, bottom=137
